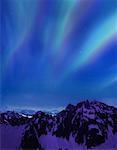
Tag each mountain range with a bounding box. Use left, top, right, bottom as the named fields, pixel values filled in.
left=0, top=100, right=117, bottom=150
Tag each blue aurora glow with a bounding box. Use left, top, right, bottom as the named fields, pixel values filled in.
left=1, top=0, right=117, bottom=108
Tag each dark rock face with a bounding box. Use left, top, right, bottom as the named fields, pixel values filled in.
left=21, top=112, right=49, bottom=150
left=0, top=100, right=117, bottom=149
left=21, top=123, right=42, bottom=150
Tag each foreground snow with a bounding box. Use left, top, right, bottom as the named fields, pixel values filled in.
left=39, top=133, right=117, bottom=150
left=0, top=124, right=25, bottom=149
left=39, top=133, right=86, bottom=150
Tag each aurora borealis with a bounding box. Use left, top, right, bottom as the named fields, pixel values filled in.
left=1, top=0, right=117, bottom=108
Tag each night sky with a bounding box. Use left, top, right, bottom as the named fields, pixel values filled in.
left=1, top=0, right=117, bottom=109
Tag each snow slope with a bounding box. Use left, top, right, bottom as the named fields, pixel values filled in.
left=0, top=124, right=26, bottom=149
